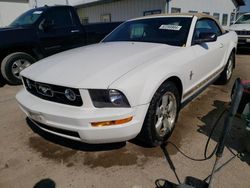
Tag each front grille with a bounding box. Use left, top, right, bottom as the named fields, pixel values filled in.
left=23, top=77, right=83, bottom=107
left=235, top=30, right=250, bottom=35
left=33, top=120, right=81, bottom=138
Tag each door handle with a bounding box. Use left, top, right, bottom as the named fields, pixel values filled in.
left=71, top=30, right=80, bottom=33
left=219, top=43, right=224, bottom=48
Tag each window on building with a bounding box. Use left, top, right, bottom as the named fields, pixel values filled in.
left=203, top=12, right=210, bottom=15
left=81, top=17, right=89, bottom=25
left=213, top=13, right=220, bottom=21
left=143, top=10, right=162, bottom=16
left=189, top=10, right=198, bottom=13
left=222, top=14, right=228, bottom=26
left=171, top=8, right=181, bottom=13
left=101, top=14, right=111, bottom=22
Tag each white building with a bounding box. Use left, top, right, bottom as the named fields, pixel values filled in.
left=0, top=0, right=246, bottom=27
left=75, top=0, right=245, bottom=26
left=0, top=0, right=70, bottom=27
left=29, top=0, right=69, bottom=8
left=0, top=0, right=29, bottom=27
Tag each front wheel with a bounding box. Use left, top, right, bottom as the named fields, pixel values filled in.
left=137, top=81, right=180, bottom=146
left=1, top=52, right=36, bottom=85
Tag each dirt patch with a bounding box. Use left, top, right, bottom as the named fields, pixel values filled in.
left=135, top=146, right=163, bottom=158
left=29, top=136, right=77, bottom=163
left=83, top=148, right=138, bottom=168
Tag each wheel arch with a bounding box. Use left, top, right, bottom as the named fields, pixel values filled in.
left=165, top=76, right=183, bottom=101
left=0, top=46, right=41, bottom=65
left=231, top=47, right=236, bottom=68
left=149, top=75, right=184, bottom=104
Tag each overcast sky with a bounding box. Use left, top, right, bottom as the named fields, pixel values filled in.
left=240, top=0, right=250, bottom=12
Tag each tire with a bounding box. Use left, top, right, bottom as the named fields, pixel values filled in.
left=137, top=81, right=180, bottom=147
left=217, top=52, right=235, bottom=85
left=1, top=52, right=36, bottom=85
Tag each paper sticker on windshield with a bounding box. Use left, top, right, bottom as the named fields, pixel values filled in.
left=159, top=25, right=182, bottom=31
left=33, top=11, right=43, bottom=15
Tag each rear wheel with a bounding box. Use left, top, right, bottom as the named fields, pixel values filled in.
left=137, top=81, right=180, bottom=146
left=1, top=52, right=36, bottom=85
left=217, top=52, right=235, bottom=85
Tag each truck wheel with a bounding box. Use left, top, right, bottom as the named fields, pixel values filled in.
left=217, top=52, right=235, bottom=85
left=137, top=81, right=180, bottom=146
left=1, top=52, right=36, bottom=85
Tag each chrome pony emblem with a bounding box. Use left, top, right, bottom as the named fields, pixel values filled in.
left=37, top=84, right=54, bottom=97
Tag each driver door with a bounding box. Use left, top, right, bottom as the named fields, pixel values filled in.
left=37, top=7, right=78, bottom=56
left=188, top=19, right=227, bottom=93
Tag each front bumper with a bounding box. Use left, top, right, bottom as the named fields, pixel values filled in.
left=16, top=89, right=149, bottom=144
left=238, top=35, right=250, bottom=47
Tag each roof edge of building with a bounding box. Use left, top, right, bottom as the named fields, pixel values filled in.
left=74, top=0, right=121, bottom=8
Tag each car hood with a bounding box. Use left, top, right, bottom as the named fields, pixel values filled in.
left=229, top=24, right=250, bottom=31
left=21, top=42, right=180, bottom=89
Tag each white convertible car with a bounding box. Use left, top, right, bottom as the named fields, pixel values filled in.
left=16, top=14, right=237, bottom=146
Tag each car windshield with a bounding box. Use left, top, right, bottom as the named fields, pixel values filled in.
left=235, top=14, right=250, bottom=24
left=10, top=9, right=43, bottom=27
left=103, top=17, right=192, bottom=46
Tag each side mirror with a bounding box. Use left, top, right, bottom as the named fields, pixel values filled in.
left=41, top=19, right=55, bottom=31
left=194, top=32, right=217, bottom=44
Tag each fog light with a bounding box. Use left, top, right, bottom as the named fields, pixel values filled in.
left=91, top=116, right=133, bottom=127
left=65, top=89, right=76, bottom=101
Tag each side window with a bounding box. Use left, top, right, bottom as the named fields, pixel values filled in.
left=45, top=8, right=73, bottom=27
left=194, top=19, right=222, bottom=40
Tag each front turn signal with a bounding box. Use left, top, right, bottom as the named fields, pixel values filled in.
left=91, top=116, right=133, bottom=127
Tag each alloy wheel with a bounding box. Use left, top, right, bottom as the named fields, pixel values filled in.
left=154, top=92, right=177, bottom=137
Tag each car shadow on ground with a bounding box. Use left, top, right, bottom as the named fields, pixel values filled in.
left=26, top=118, right=126, bottom=152
left=33, top=179, right=56, bottom=188
left=197, top=100, right=250, bottom=166
left=0, top=75, right=6, bottom=88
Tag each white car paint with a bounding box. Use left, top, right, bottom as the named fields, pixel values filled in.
left=229, top=13, right=250, bottom=46
left=16, top=15, right=238, bottom=144
left=21, top=42, right=180, bottom=91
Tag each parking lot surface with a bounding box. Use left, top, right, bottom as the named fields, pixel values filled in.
left=0, top=54, right=250, bottom=188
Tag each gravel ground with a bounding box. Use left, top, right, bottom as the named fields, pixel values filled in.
left=0, top=54, right=249, bottom=188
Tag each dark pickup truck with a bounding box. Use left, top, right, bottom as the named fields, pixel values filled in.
left=0, top=5, right=122, bottom=85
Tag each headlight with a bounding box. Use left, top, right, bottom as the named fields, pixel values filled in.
left=89, top=89, right=130, bottom=108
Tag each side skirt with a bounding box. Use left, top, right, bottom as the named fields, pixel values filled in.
left=180, top=75, right=220, bottom=109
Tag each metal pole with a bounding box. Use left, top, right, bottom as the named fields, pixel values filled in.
left=208, top=79, right=243, bottom=188
left=165, top=0, right=170, bottom=14
left=34, top=0, right=37, bottom=8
